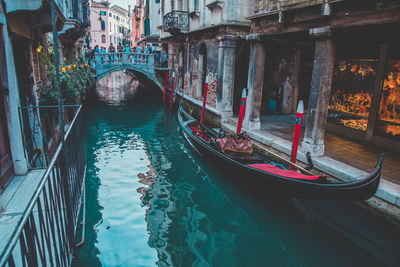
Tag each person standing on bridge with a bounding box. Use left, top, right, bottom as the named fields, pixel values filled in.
left=100, top=47, right=106, bottom=64
left=136, top=44, right=143, bottom=63
left=117, top=43, right=123, bottom=62
left=109, top=43, right=116, bottom=63
left=144, top=44, right=152, bottom=63
left=124, top=44, right=131, bottom=62
left=162, top=49, right=168, bottom=68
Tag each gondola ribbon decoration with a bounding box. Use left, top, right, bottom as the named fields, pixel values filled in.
left=201, top=74, right=209, bottom=125
left=290, top=100, right=304, bottom=170
left=169, top=72, right=175, bottom=110
left=237, top=88, right=248, bottom=134
left=163, top=71, right=169, bottom=104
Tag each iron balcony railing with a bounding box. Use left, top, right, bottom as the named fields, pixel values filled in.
left=0, top=106, right=86, bottom=267
left=163, top=11, right=189, bottom=34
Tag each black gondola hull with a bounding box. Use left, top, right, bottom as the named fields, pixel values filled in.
left=178, top=107, right=383, bottom=201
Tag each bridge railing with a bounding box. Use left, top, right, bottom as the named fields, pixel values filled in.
left=95, top=52, right=155, bottom=66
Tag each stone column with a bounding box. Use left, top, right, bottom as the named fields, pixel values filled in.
left=216, top=35, right=238, bottom=120
left=3, top=24, right=28, bottom=175
left=243, top=34, right=265, bottom=131
left=301, top=27, right=336, bottom=156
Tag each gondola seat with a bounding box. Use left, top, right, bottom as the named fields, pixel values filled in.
left=248, top=164, right=327, bottom=181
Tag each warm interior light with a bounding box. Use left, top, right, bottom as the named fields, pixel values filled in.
left=36, top=45, right=42, bottom=53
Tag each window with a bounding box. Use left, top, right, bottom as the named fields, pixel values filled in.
left=100, top=11, right=106, bottom=16
left=375, top=48, right=400, bottom=140
left=328, top=59, right=377, bottom=132
left=101, top=34, right=106, bottom=43
left=110, top=22, right=112, bottom=32
left=109, top=12, right=112, bottom=17
left=101, top=20, right=105, bottom=31
left=328, top=39, right=380, bottom=132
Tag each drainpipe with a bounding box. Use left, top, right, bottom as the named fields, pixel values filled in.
left=51, top=0, right=64, bottom=145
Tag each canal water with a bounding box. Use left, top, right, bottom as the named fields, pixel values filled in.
left=72, top=72, right=386, bottom=266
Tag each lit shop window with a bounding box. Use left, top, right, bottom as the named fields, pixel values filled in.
left=375, top=60, right=400, bottom=140
left=328, top=59, right=377, bottom=131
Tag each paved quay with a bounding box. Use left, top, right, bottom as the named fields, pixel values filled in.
left=222, top=115, right=400, bottom=217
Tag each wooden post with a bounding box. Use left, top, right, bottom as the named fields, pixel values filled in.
left=237, top=89, right=247, bottom=134
left=169, top=72, right=175, bottom=110
left=291, top=101, right=304, bottom=169
left=201, top=75, right=209, bottom=125
left=163, top=71, right=169, bottom=104
left=365, top=44, right=388, bottom=141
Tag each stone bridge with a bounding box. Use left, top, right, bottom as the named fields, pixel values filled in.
left=94, top=52, right=167, bottom=89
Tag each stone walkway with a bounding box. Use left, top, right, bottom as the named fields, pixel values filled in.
left=255, top=115, right=400, bottom=185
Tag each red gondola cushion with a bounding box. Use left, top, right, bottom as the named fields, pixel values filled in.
left=190, top=127, right=209, bottom=141
left=248, top=164, right=323, bottom=180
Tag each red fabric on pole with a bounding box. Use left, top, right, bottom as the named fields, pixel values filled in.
left=237, top=97, right=246, bottom=134
left=201, top=83, right=208, bottom=125
left=169, top=77, right=175, bottom=110
left=290, top=112, right=303, bottom=170
left=163, top=71, right=169, bottom=104
left=248, top=164, right=322, bottom=180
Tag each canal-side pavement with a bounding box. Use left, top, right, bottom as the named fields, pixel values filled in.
left=221, top=118, right=400, bottom=222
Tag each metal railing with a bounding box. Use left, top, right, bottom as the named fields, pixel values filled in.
left=163, top=11, right=189, bottom=33
left=18, top=105, right=81, bottom=169
left=0, top=106, right=86, bottom=267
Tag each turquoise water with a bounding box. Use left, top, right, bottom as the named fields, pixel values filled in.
left=72, top=75, right=386, bottom=266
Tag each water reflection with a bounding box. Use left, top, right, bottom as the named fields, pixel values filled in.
left=96, top=71, right=139, bottom=105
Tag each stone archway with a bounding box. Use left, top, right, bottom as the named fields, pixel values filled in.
left=96, top=65, right=163, bottom=92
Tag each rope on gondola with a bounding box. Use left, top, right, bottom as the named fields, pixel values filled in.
left=269, top=162, right=287, bottom=170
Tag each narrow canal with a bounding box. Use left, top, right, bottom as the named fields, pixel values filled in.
left=72, top=72, right=386, bottom=266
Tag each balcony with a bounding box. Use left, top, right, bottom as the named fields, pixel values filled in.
left=163, top=11, right=189, bottom=34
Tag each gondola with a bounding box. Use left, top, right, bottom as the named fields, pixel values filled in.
left=178, top=106, right=384, bottom=200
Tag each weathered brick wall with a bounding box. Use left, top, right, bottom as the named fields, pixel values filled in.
left=169, top=39, right=219, bottom=108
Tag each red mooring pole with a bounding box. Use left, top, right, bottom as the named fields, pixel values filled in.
left=201, top=75, right=209, bottom=125
left=290, top=100, right=304, bottom=170
left=163, top=71, right=169, bottom=104
left=169, top=72, right=175, bottom=110
left=236, top=88, right=247, bottom=134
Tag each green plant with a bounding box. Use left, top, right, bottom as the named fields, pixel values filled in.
left=39, top=45, right=95, bottom=106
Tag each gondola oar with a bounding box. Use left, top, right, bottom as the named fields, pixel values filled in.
left=290, top=100, right=304, bottom=170
left=236, top=88, right=247, bottom=134
left=163, top=71, right=169, bottom=104
left=169, top=72, right=175, bottom=110
left=201, top=75, right=209, bottom=125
